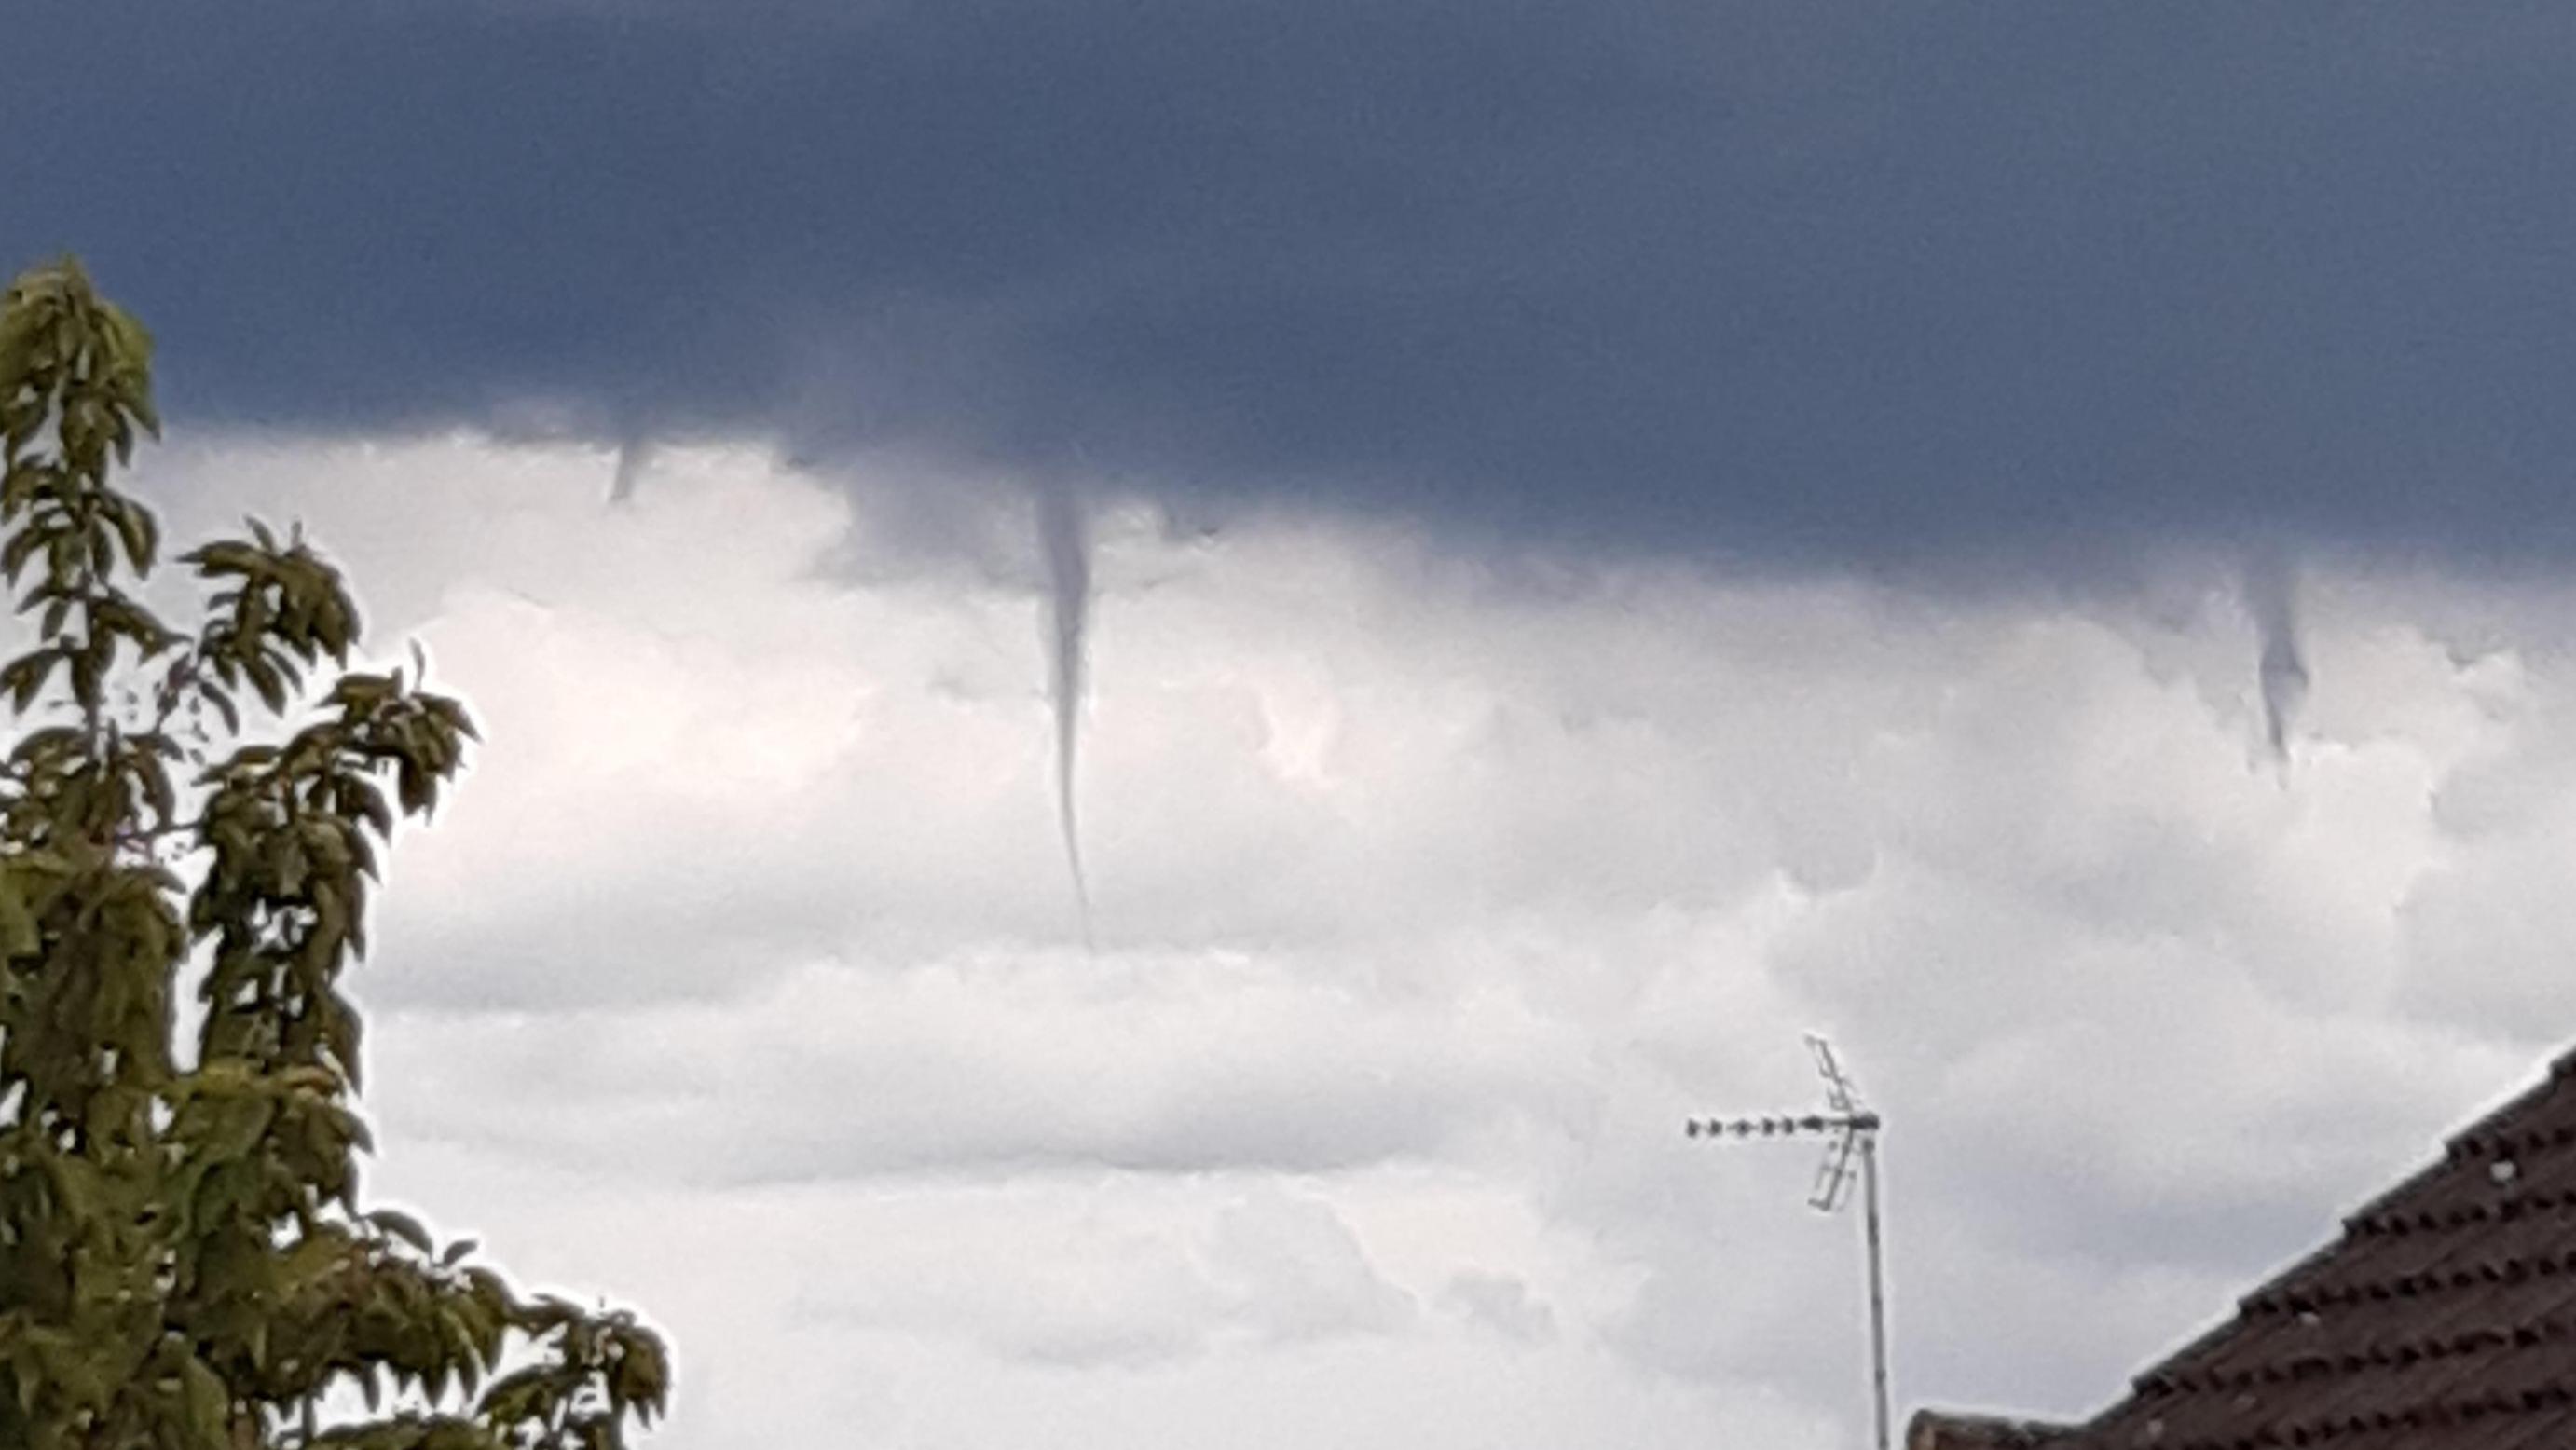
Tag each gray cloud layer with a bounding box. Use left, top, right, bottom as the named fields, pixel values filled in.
left=16, top=4, right=2576, bottom=567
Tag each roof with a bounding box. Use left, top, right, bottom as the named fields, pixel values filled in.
left=1930, top=1046, right=2576, bottom=1450
left=1908, top=1410, right=2076, bottom=1448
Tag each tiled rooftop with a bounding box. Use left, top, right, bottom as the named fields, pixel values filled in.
left=1919, top=1046, right=2576, bottom=1450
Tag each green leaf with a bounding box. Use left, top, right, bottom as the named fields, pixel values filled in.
left=180, top=1356, right=227, bottom=1444
left=0, top=874, right=38, bottom=958
left=370, top=1208, right=436, bottom=1255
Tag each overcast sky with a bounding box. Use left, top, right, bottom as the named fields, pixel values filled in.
left=22, top=4, right=2576, bottom=1447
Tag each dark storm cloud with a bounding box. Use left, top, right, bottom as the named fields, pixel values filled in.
left=14, top=2, right=2576, bottom=566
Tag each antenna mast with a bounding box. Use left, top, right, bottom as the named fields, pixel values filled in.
left=1683, top=1033, right=1892, bottom=1450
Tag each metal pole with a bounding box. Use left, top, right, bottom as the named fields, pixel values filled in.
left=1861, top=1132, right=1892, bottom=1450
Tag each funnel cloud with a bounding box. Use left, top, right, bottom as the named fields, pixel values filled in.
left=2244, top=551, right=2309, bottom=764
left=1036, top=479, right=1095, bottom=946
left=609, top=433, right=652, bottom=505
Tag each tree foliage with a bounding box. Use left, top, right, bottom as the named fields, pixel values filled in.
left=0, top=259, right=668, bottom=1449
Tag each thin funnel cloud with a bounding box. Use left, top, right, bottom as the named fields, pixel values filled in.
left=1036, top=477, right=1095, bottom=947
left=609, top=432, right=652, bottom=505
left=2245, top=550, right=2309, bottom=764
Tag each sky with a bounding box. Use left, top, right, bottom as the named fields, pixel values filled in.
left=19, top=3, right=2576, bottom=1447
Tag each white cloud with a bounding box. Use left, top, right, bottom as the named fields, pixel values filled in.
left=377, top=951, right=1591, bottom=1181
left=768, top=1180, right=1414, bottom=1368
left=116, top=431, right=2576, bottom=1446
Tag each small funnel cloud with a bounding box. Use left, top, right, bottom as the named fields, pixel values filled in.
left=1035, top=477, right=1095, bottom=947
left=2245, top=549, right=2309, bottom=764
left=609, top=431, right=653, bottom=505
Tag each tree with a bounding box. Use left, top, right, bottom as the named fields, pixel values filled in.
left=0, top=258, right=669, bottom=1449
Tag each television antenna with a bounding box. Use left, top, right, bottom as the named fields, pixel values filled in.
left=1682, top=1033, right=1891, bottom=1450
